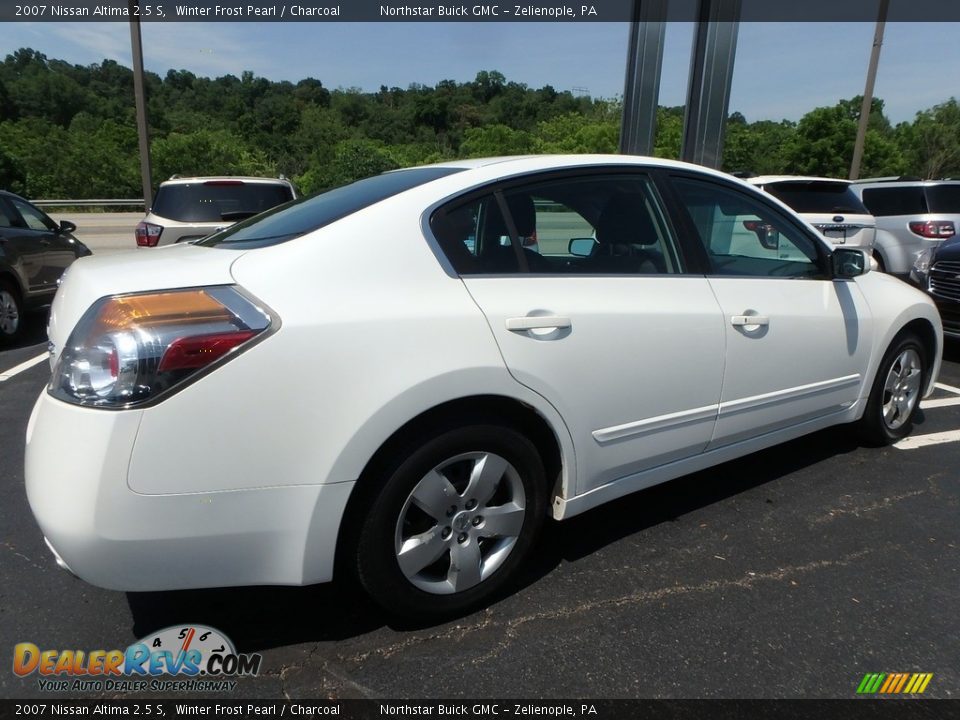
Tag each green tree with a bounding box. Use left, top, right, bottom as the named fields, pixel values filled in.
left=460, top=124, right=534, bottom=157
left=899, top=99, right=960, bottom=178
left=151, top=129, right=276, bottom=185
left=0, top=146, right=25, bottom=193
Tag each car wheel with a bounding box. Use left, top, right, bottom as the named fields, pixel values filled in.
left=0, top=282, right=23, bottom=342
left=858, top=333, right=927, bottom=445
left=354, top=424, right=547, bottom=620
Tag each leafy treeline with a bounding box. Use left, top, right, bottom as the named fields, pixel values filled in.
left=1, top=47, right=959, bottom=200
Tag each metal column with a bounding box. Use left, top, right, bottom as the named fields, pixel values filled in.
left=850, top=0, right=890, bottom=181
left=128, top=1, right=153, bottom=209
left=619, top=0, right=668, bottom=156
left=680, top=0, right=741, bottom=169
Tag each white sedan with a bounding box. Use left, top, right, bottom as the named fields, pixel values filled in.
left=26, top=155, right=942, bottom=620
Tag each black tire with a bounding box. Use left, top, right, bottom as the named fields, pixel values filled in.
left=354, top=424, right=547, bottom=621
left=0, top=281, right=23, bottom=343
left=857, top=332, right=927, bottom=446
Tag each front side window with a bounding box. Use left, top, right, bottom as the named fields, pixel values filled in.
left=432, top=174, right=682, bottom=275
left=9, top=197, right=57, bottom=232
left=0, top=198, right=17, bottom=228
left=673, top=177, right=824, bottom=279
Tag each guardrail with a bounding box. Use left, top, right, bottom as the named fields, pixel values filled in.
left=32, top=199, right=145, bottom=208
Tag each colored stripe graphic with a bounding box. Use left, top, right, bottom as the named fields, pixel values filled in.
left=857, top=673, right=886, bottom=694
left=857, top=673, right=932, bottom=694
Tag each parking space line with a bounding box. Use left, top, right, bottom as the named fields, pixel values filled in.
left=0, top=353, right=48, bottom=382
left=894, top=429, right=960, bottom=450
left=922, top=396, right=960, bottom=409
left=934, top=382, right=960, bottom=396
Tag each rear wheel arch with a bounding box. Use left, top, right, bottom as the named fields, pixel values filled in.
left=334, top=395, right=564, bottom=580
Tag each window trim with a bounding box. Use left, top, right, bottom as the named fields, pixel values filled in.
left=426, top=165, right=696, bottom=278
left=660, top=171, right=833, bottom=281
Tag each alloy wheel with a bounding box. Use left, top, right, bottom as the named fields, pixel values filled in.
left=394, top=451, right=526, bottom=595
left=0, top=290, right=20, bottom=336
left=881, top=347, right=922, bottom=430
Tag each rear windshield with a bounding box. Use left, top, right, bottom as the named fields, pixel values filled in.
left=925, top=184, right=960, bottom=213
left=198, top=167, right=464, bottom=249
left=763, top=181, right=869, bottom=215
left=860, top=186, right=925, bottom=216
left=152, top=181, right=295, bottom=222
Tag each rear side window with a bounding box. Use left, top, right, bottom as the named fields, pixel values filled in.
left=432, top=173, right=682, bottom=275
left=199, top=167, right=463, bottom=249
left=925, top=185, right=960, bottom=213
left=860, top=187, right=926, bottom=216
left=764, top=181, right=869, bottom=215
left=152, top=182, right=295, bottom=223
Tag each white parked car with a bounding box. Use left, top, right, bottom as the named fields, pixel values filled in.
left=746, top=176, right=877, bottom=252
left=27, top=156, right=942, bottom=620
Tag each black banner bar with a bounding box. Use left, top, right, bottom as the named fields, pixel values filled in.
left=2, top=700, right=960, bottom=720
left=3, top=0, right=960, bottom=22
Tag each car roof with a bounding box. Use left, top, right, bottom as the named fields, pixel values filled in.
left=852, top=179, right=960, bottom=187
left=406, top=153, right=743, bottom=182
left=747, top=175, right=852, bottom=185
left=159, top=176, right=293, bottom=186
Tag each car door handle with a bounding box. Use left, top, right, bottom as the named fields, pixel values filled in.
left=731, top=315, right=769, bottom=327
left=506, top=316, right=572, bottom=331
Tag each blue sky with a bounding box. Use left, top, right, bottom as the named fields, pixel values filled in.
left=2, top=21, right=958, bottom=124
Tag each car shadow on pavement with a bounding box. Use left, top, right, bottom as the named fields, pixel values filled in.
left=942, top=336, right=960, bottom=364
left=126, top=421, right=879, bottom=647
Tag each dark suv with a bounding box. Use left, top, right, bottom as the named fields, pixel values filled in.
left=911, top=235, right=960, bottom=339
left=0, top=191, right=91, bottom=341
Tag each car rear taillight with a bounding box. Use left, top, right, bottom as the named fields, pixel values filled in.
left=135, top=221, right=163, bottom=247
left=909, top=221, right=955, bottom=239
left=50, top=287, right=273, bottom=408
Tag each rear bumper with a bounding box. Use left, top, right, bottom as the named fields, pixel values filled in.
left=25, top=392, right=353, bottom=591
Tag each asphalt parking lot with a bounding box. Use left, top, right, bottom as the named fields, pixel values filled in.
left=1, top=258, right=958, bottom=700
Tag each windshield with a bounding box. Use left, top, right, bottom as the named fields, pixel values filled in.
left=152, top=182, right=294, bottom=222
left=763, top=181, right=870, bottom=215
left=198, top=167, right=464, bottom=249
left=925, top=184, right=960, bottom=213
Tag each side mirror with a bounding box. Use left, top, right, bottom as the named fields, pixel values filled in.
left=58, top=220, right=77, bottom=234
left=832, top=248, right=869, bottom=278
left=569, top=237, right=597, bottom=257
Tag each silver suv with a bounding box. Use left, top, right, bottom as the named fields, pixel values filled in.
left=851, top=179, right=960, bottom=275
left=746, top=176, right=876, bottom=251
left=136, top=176, right=297, bottom=247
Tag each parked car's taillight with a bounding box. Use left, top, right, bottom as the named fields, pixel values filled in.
left=908, top=220, right=955, bottom=239
left=50, top=287, right=273, bottom=408
left=135, top=221, right=163, bottom=247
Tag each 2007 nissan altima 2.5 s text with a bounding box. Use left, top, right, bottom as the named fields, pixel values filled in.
left=26, top=156, right=942, bottom=620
